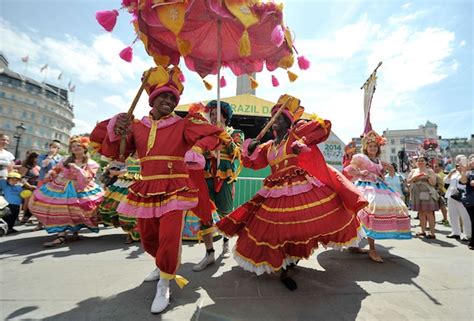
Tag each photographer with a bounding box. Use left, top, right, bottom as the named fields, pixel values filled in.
left=444, top=155, right=471, bottom=241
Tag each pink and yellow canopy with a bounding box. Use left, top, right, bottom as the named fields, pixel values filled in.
left=97, top=0, right=309, bottom=81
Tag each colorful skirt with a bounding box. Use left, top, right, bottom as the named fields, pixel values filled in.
left=217, top=167, right=364, bottom=275
left=29, top=179, right=103, bottom=234
left=355, top=180, right=412, bottom=240
left=182, top=210, right=221, bottom=241
left=99, top=178, right=140, bottom=240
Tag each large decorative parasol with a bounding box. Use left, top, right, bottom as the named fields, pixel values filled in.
left=96, top=0, right=310, bottom=124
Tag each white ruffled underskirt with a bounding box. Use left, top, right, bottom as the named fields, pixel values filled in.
left=231, top=226, right=366, bottom=276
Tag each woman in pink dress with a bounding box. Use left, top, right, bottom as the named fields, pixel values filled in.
left=345, top=131, right=411, bottom=263
left=29, top=136, right=104, bottom=247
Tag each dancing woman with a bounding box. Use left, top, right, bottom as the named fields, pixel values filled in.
left=217, top=95, right=367, bottom=290
left=29, top=136, right=104, bottom=247
left=344, top=130, right=412, bottom=263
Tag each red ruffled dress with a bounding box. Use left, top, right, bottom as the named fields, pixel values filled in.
left=217, top=119, right=368, bottom=275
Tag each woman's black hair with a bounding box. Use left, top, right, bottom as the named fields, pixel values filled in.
left=22, top=151, right=39, bottom=168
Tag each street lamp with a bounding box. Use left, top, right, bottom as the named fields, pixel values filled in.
left=13, top=122, right=26, bottom=160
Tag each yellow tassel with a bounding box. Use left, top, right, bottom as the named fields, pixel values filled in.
left=278, top=55, right=294, bottom=69
left=203, top=79, right=213, bottom=90
left=239, top=30, right=251, bottom=57
left=287, top=70, right=298, bottom=82
left=249, top=76, right=258, bottom=89
left=177, top=37, right=192, bottom=56
left=174, top=275, right=189, bottom=289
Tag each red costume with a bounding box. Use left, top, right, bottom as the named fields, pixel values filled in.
left=90, top=66, right=227, bottom=284
left=217, top=96, right=367, bottom=275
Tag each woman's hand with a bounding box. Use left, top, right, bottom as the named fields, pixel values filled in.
left=68, top=163, right=79, bottom=170
left=247, top=139, right=260, bottom=154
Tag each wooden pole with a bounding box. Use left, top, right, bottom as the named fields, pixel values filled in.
left=256, top=98, right=293, bottom=141
left=119, top=69, right=152, bottom=160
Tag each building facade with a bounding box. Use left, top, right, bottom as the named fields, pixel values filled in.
left=0, top=54, right=74, bottom=159
left=445, top=136, right=474, bottom=158
left=380, top=121, right=438, bottom=164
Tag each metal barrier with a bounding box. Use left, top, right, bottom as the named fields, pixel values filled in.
left=233, top=176, right=264, bottom=208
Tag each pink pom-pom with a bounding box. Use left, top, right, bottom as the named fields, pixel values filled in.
left=220, top=76, right=227, bottom=88
left=271, top=25, right=284, bottom=47
left=178, top=72, right=186, bottom=82
left=297, top=55, right=311, bottom=70
left=96, top=10, right=119, bottom=32
left=271, top=75, right=280, bottom=87
left=119, top=46, right=133, bottom=62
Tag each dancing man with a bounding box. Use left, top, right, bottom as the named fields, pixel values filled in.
left=90, top=66, right=229, bottom=314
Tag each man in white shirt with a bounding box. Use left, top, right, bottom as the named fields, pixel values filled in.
left=0, top=134, right=15, bottom=181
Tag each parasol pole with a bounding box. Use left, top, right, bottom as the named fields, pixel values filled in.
left=255, top=98, right=293, bottom=141
left=216, top=19, right=222, bottom=166
left=119, top=69, right=151, bottom=160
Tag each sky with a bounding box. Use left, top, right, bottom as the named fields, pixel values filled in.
left=1, top=0, right=472, bottom=142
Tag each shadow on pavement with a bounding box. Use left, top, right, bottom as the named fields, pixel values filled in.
left=5, top=306, right=39, bottom=320
left=24, top=244, right=426, bottom=321
left=0, top=233, right=143, bottom=264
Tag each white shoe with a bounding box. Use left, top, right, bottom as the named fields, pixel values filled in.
left=144, top=268, right=160, bottom=282
left=192, top=252, right=215, bottom=271
left=150, top=282, right=170, bottom=314
left=222, top=242, right=230, bottom=258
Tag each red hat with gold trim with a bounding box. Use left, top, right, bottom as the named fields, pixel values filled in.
left=271, top=94, right=304, bottom=124
left=361, top=130, right=386, bottom=149
left=144, top=65, right=184, bottom=106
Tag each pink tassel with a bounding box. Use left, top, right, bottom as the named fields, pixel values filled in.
left=119, top=46, right=133, bottom=62
left=178, top=72, right=185, bottom=82
left=220, top=76, right=227, bottom=88
left=271, top=25, right=284, bottom=47
left=271, top=75, right=280, bottom=87
left=297, top=55, right=311, bottom=70
left=96, top=10, right=119, bottom=32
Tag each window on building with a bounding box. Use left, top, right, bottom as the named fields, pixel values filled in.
left=391, top=148, right=396, bottom=154
left=30, top=112, right=35, bottom=120
left=390, top=139, right=395, bottom=145
left=22, top=111, right=28, bottom=118
left=400, top=139, right=404, bottom=144
left=0, top=91, right=4, bottom=97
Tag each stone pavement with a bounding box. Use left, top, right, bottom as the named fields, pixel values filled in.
left=1, top=212, right=473, bottom=321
